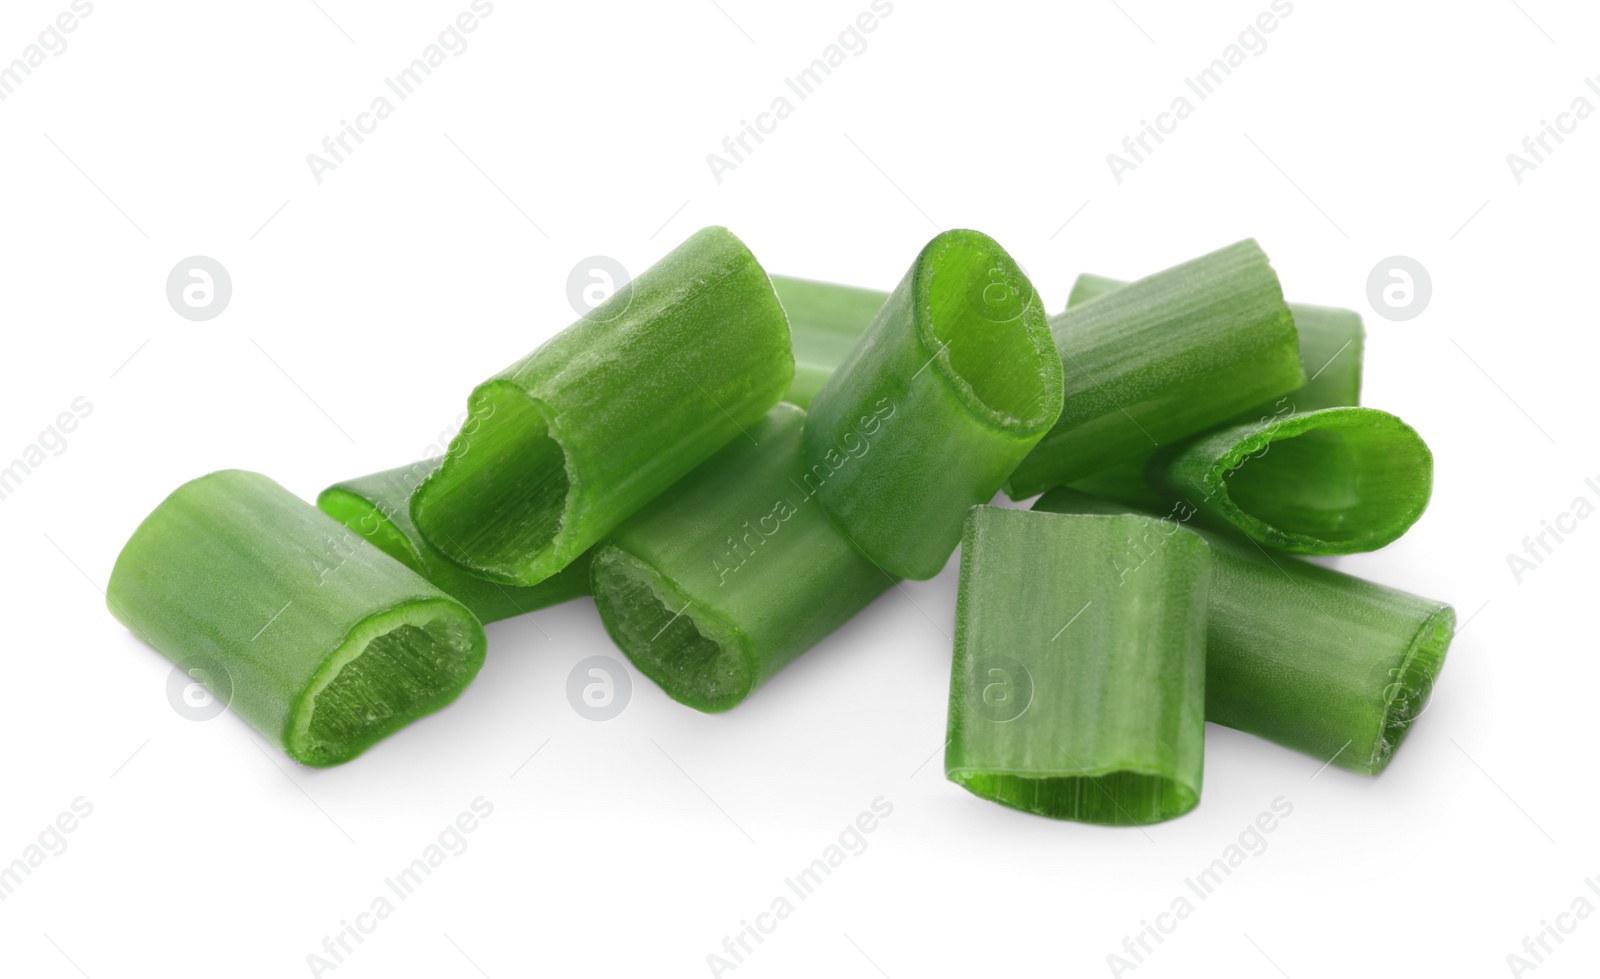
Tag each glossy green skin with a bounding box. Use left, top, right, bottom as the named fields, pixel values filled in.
left=1146, top=407, right=1434, bottom=555
left=946, top=507, right=1209, bottom=825
left=318, top=458, right=590, bottom=624
left=803, top=229, right=1063, bottom=580
left=592, top=405, right=892, bottom=713
left=1034, top=488, right=1454, bottom=775
left=1007, top=239, right=1304, bottom=497
left=1068, top=273, right=1365, bottom=413
left=108, top=470, right=487, bottom=767
left=771, top=275, right=889, bottom=409
left=1063, top=276, right=1366, bottom=511
left=413, top=226, right=794, bottom=586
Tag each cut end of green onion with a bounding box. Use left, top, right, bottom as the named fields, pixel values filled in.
left=1368, top=603, right=1454, bottom=774
left=290, top=599, right=484, bottom=767
left=1150, top=406, right=1433, bottom=554
left=590, top=545, right=751, bottom=713
left=413, top=381, right=572, bottom=583
left=948, top=767, right=1201, bottom=827
left=918, top=231, right=1061, bottom=434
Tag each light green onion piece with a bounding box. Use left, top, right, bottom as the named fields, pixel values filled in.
left=945, top=506, right=1209, bottom=825
left=1146, top=406, right=1434, bottom=555
left=108, top=470, right=487, bottom=767
left=592, top=404, right=892, bottom=712
left=1006, top=239, right=1303, bottom=498
left=413, top=226, right=793, bottom=586
left=1034, top=488, right=1453, bottom=775
left=318, top=458, right=590, bottom=624
left=771, top=275, right=888, bottom=409
left=803, top=229, right=1063, bottom=579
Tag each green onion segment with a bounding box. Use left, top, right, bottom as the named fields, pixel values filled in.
left=771, top=275, right=889, bottom=409
left=1146, top=407, right=1434, bottom=555
left=945, top=506, right=1209, bottom=825
left=318, top=458, right=590, bottom=624
left=591, top=404, right=892, bottom=713
left=1068, top=272, right=1365, bottom=414
left=108, top=470, right=487, bottom=767
left=1006, top=240, right=1303, bottom=498
left=802, top=229, right=1063, bottom=580
left=1034, top=488, right=1453, bottom=775
left=412, top=226, right=794, bottom=586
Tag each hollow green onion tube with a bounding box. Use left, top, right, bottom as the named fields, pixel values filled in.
left=108, top=470, right=487, bottom=767
left=591, top=404, right=892, bottom=712
left=1033, top=488, right=1454, bottom=775
left=413, top=226, right=793, bottom=586
left=771, top=275, right=889, bottom=409
left=318, top=458, right=590, bottom=624
left=1067, top=272, right=1365, bottom=413
left=945, top=506, right=1209, bottom=825
left=1006, top=240, right=1303, bottom=498
left=1146, top=406, right=1434, bottom=555
left=801, top=229, right=1062, bottom=579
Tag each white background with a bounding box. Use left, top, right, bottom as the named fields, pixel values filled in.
left=1, top=1, right=1594, bottom=976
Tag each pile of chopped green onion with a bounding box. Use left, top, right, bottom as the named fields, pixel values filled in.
left=108, top=226, right=1452, bottom=822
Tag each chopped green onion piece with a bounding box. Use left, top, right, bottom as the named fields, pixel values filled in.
left=318, top=458, right=590, bottom=624
left=771, top=275, right=888, bottom=409
left=591, top=404, right=892, bottom=712
left=945, top=506, right=1209, bottom=825
left=1006, top=240, right=1303, bottom=498
left=803, top=229, right=1062, bottom=579
left=108, top=470, right=487, bottom=767
left=1068, top=272, right=1365, bottom=413
left=1146, top=406, right=1434, bottom=555
left=1034, top=488, right=1453, bottom=775
left=413, top=226, right=793, bottom=586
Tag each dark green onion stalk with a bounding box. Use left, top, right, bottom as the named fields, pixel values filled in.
left=1006, top=240, right=1304, bottom=498
left=946, top=506, right=1209, bottom=825
left=413, top=226, right=793, bottom=586
left=591, top=404, right=892, bottom=712
left=108, top=470, right=487, bottom=767
left=771, top=275, right=888, bottom=409
left=1034, top=488, right=1453, bottom=775
left=803, top=229, right=1063, bottom=579
left=318, top=458, right=590, bottom=624
left=1146, top=407, right=1433, bottom=555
